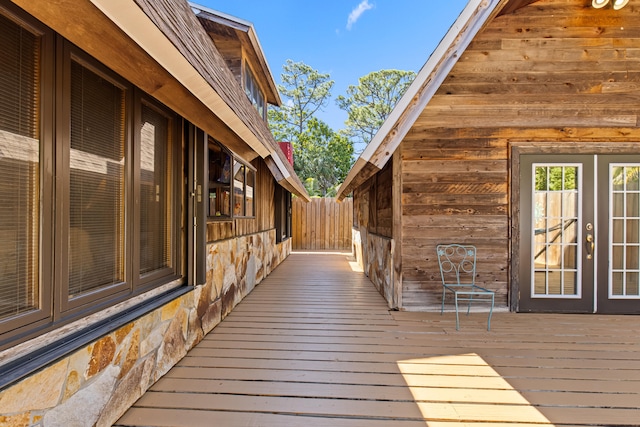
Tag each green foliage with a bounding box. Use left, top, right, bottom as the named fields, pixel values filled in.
left=269, top=60, right=354, bottom=196
left=268, top=59, right=334, bottom=142
left=269, top=62, right=413, bottom=195
left=612, top=166, right=640, bottom=190
left=535, top=166, right=577, bottom=191
left=295, top=117, right=354, bottom=197
left=336, top=69, right=416, bottom=147
left=303, top=177, right=320, bottom=197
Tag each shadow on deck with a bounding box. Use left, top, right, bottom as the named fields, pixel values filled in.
left=116, top=252, right=640, bottom=426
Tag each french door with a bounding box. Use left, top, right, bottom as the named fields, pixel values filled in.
left=519, top=154, right=640, bottom=313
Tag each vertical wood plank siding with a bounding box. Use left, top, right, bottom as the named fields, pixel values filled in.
left=398, top=0, right=640, bottom=308
left=292, top=198, right=353, bottom=250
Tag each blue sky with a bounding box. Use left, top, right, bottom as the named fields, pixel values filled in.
left=196, top=0, right=469, bottom=131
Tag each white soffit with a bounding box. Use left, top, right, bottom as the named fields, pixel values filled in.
left=271, top=153, right=291, bottom=180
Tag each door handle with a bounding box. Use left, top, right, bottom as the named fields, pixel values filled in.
left=586, top=233, right=594, bottom=260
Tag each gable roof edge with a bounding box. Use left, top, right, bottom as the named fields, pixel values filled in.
left=190, top=2, right=282, bottom=106
left=336, top=0, right=506, bottom=201
left=90, top=0, right=271, bottom=158
left=88, top=0, right=308, bottom=200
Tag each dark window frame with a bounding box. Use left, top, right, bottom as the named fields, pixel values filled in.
left=134, top=95, right=182, bottom=291
left=243, top=60, right=266, bottom=120
left=0, top=2, right=54, bottom=336
left=207, top=138, right=233, bottom=219
left=0, top=7, right=185, bottom=350
left=207, top=138, right=256, bottom=221
left=57, top=42, right=132, bottom=317
left=275, top=185, right=292, bottom=243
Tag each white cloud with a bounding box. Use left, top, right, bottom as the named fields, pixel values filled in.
left=346, top=0, right=373, bottom=30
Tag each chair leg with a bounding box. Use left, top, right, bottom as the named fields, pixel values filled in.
left=454, top=292, right=460, bottom=330
left=441, top=288, right=446, bottom=315
left=466, top=292, right=474, bottom=316
left=487, top=294, right=495, bottom=331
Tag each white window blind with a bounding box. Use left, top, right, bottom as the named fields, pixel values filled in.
left=68, top=61, right=125, bottom=298
left=0, top=15, right=40, bottom=320
left=140, top=104, right=171, bottom=275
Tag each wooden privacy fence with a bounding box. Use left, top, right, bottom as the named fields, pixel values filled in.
left=292, top=197, right=353, bottom=250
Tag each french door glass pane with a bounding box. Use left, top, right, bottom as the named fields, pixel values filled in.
left=140, top=105, right=171, bottom=275
left=69, top=62, right=125, bottom=298
left=0, top=15, right=40, bottom=319
left=532, top=165, right=580, bottom=297
left=610, top=165, right=640, bottom=297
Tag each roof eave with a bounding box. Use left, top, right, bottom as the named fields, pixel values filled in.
left=91, top=0, right=272, bottom=158
left=336, top=0, right=508, bottom=201
left=89, top=0, right=307, bottom=199
left=265, top=155, right=311, bottom=202
left=246, top=26, right=282, bottom=106
left=190, top=2, right=281, bottom=106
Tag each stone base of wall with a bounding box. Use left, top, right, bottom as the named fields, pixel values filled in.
left=352, top=228, right=396, bottom=309
left=0, top=229, right=288, bottom=427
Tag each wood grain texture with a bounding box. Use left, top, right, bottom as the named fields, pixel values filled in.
left=292, top=198, right=353, bottom=250
left=206, top=158, right=274, bottom=242
left=115, top=253, right=640, bottom=426
left=375, top=0, right=640, bottom=308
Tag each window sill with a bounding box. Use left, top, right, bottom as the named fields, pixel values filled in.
left=0, top=286, right=191, bottom=390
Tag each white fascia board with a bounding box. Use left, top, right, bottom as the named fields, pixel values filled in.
left=91, top=0, right=271, bottom=158
left=189, top=2, right=253, bottom=31
left=246, top=27, right=282, bottom=106
left=271, top=153, right=291, bottom=180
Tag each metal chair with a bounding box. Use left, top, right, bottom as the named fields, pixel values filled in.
left=436, top=244, right=495, bottom=330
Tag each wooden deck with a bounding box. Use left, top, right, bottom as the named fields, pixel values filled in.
left=116, top=252, right=640, bottom=426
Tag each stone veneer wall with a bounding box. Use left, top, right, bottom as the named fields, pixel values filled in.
left=0, top=230, right=290, bottom=427
left=352, top=228, right=395, bottom=309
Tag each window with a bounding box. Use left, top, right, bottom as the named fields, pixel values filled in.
left=233, top=161, right=255, bottom=218
left=244, top=62, right=265, bottom=120
left=234, top=162, right=245, bottom=216
left=275, top=185, right=292, bottom=243
left=246, top=166, right=255, bottom=217
left=0, top=11, right=42, bottom=323
left=139, top=102, right=173, bottom=279
left=0, top=7, right=183, bottom=348
left=208, top=140, right=232, bottom=218
left=68, top=60, right=126, bottom=301
left=208, top=138, right=255, bottom=219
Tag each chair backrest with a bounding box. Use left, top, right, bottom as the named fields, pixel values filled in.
left=436, top=244, right=477, bottom=286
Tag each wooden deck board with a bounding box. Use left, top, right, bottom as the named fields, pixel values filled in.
left=174, top=356, right=638, bottom=383
left=187, top=346, right=640, bottom=370
left=116, top=252, right=640, bottom=426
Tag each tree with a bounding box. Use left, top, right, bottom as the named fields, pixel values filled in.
left=295, top=117, right=353, bottom=196
left=535, top=166, right=577, bottom=191
left=269, top=60, right=353, bottom=196
left=336, top=69, right=416, bottom=147
left=268, top=59, right=334, bottom=142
